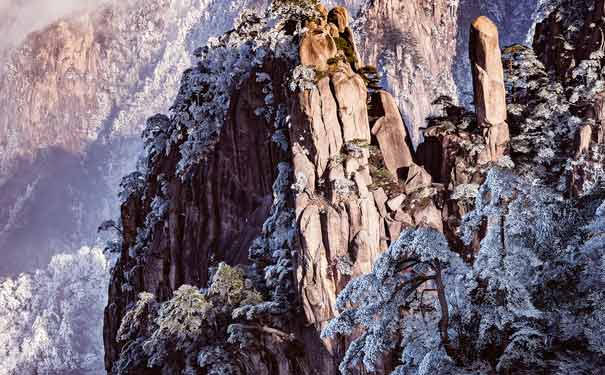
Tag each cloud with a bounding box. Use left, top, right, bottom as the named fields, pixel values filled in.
left=0, top=0, right=109, bottom=50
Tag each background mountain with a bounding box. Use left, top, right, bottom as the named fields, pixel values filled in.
left=0, top=0, right=268, bottom=276
left=4, top=0, right=604, bottom=374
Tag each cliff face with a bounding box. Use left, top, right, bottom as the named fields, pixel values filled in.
left=103, top=0, right=605, bottom=374
left=0, top=0, right=266, bottom=276
left=103, top=2, right=501, bottom=373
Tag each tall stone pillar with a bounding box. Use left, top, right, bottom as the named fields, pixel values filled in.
left=469, top=16, right=510, bottom=161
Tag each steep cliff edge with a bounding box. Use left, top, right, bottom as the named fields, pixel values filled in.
left=104, top=3, right=448, bottom=373
left=104, top=1, right=605, bottom=374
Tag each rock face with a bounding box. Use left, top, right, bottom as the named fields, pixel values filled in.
left=299, top=27, right=337, bottom=68
left=103, top=4, right=450, bottom=373
left=355, top=0, right=459, bottom=144
left=104, top=2, right=605, bottom=374
left=469, top=16, right=509, bottom=161
left=104, top=69, right=287, bottom=369
left=0, top=0, right=266, bottom=276
left=371, top=90, right=414, bottom=179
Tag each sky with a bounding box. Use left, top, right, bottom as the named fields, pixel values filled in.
left=0, top=0, right=108, bottom=50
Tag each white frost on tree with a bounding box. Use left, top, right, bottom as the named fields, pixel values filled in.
left=0, top=247, right=108, bottom=375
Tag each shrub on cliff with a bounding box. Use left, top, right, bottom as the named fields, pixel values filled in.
left=114, top=263, right=269, bottom=374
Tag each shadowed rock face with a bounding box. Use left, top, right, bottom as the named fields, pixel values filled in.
left=469, top=16, right=509, bottom=161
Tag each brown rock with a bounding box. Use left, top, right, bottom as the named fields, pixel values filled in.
left=470, top=16, right=510, bottom=161
left=316, top=4, right=328, bottom=19
left=296, top=204, right=337, bottom=324
left=299, top=28, right=337, bottom=69
left=331, top=62, right=371, bottom=142
left=387, top=194, right=405, bottom=211
left=405, top=164, right=433, bottom=193
left=342, top=26, right=362, bottom=70
left=328, top=23, right=340, bottom=38
left=292, top=143, right=316, bottom=194
left=483, top=122, right=510, bottom=162
left=394, top=209, right=414, bottom=226
left=372, top=188, right=389, bottom=217
left=371, top=90, right=414, bottom=178
left=354, top=172, right=370, bottom=198
left=413, top=200, right=443, bottom=232
left=290, top=76, right=343, bottom=179
left=386, top=218, right=402, bottom=241
left=592, top=93, right=605, bottom=143
left=328, top=6, right=349, bottom=33
left=576, top=124, right=593, bottom=158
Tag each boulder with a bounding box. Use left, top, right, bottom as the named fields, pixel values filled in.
left=387, top=194, right=405, bottom=211
left=371, top=90, right=414, bottom=178
left=328, top=6, right=349, bottom=33
left=469, top=16, right=510, bottom=161
left=404, top=164, right=433, bottom=193
left=299, top=27, right=337, bottom=69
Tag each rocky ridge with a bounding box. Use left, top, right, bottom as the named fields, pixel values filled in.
left=103, top=0, right=604, bottom=374
left=103, top=1, right=510, bottom=373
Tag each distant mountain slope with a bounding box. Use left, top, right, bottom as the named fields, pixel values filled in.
left=0, top=0, right=267, bottom=276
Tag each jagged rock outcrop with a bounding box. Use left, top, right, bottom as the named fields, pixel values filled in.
left=104, top=62, right=291, bottom=373
left=104, top=1, right=605, bottom=374
left=469, top=16, right=509, bottom=161
left=104, top=3, right=450, bottom=373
